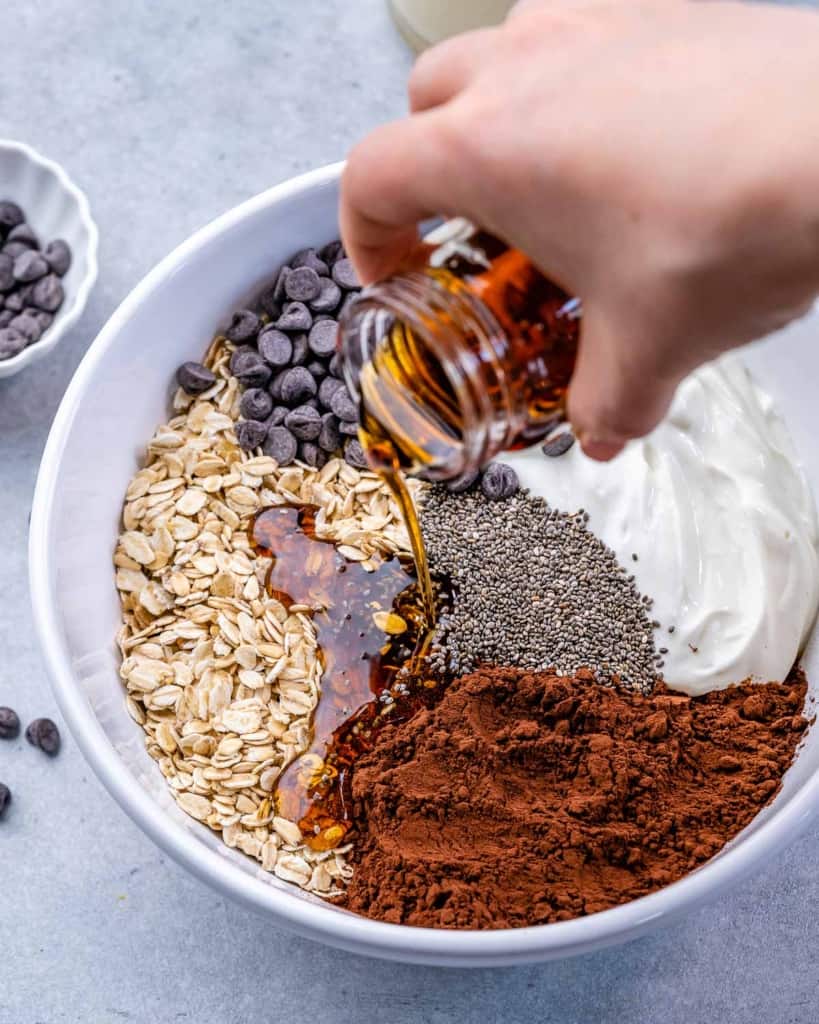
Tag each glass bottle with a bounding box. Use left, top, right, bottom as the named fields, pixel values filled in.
left=338, top=218, right=582, bottom=484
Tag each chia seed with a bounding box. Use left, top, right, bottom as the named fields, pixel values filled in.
left=419, top=485, right=660, bottom=693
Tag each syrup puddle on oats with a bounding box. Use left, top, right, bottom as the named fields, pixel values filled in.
left=252, top=504, right=440, bottom=851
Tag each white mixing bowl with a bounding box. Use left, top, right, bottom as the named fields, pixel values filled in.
left=29, top=162, right=819, bottom=966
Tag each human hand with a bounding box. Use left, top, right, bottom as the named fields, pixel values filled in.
left=340, top=1, right=819, bottom=459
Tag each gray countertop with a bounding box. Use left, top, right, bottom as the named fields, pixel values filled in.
left=2, top=2, right=819, bottom=1021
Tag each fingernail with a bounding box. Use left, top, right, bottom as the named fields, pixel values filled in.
left=576, top=432, right=625, bottom=462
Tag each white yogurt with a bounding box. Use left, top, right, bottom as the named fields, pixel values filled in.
left=502, top=356, right=819, bottom=695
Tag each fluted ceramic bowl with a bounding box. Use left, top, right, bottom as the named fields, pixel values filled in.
left=0, top=140, right=98, bottom=378
left=29, top=162, right=819, bottom=966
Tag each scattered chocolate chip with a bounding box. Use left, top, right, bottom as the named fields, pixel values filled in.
left=285, top=266, right=322, bottom=303
left=29, top=273, right=64, bottom=312
left=177, top=361, right=216, bottom=395
left=25, top=717, right=61, bottom=756
left=308, top=319, right=338, bottom=358
left=0, top=707, right=20, bottom=740
left=235, top=418, right=268, bottom=451
left=344, top=437, right=369, bottom=469
left=43, top=238, right=71, bottom=275
left=309, top=277, right=341, bottom=313
left=226, top=309, right=261, bottom=343
left=240, top=387, right=273, bottom=421
left=263, top=425, right=298, bottom=466
left=318, top=412, right=342, bottom=452
left=480, top=462, right=520, bottom=501
left=279, top=366, right=317, bottom=405
left=0, top=327, right=27, bottom=359
left=0, top=783, right=10, bottom=819
left=257, top=327, right=293, bottom=368
left=276, top=301, right=312, bottom=333
left=285, top=404, right=322, bottom=441
left=0, top=200, right=24, bottom=232
left=331, top=257, right=360, bottom=290
left=330, top=385, right=358, bottom=422
left=541, top=431, right=575, bottom=457
left=13, top=250, right=48, bottom=283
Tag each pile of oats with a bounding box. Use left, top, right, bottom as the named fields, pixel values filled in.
left=114, top=338, right=419, bottom=897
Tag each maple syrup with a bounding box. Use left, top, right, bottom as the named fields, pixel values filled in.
left=252, top=504, right=444, bottom=852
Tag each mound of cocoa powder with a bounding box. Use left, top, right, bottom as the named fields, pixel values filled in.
left=340, top=666, right=809, bottom=929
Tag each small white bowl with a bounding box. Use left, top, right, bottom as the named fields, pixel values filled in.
left=28, top=162, right=819, bottom=965
left=0, top=139, right=98, bottom=378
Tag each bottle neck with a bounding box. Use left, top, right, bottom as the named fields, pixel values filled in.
left=340, top=269, right=523, bottom=482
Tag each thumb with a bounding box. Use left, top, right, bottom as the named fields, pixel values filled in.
left=567, top=308, right=681, bottom=461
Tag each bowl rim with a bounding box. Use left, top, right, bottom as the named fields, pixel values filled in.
left=28, top=160, right=819, bottom=965
left=0, top=137, right=99, bottom=376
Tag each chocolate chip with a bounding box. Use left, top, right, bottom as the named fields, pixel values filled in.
left=25, top=717, right=61, bottom=756
left=9, top=312, right=41, bottom=343
left=13, top=250, right=48, bottom=283
left=338, top=420, right=359, bottom=436
left=318, top=412, right=342, bottom=452
left=0, top=253, right=13, bottom=291
left=344, top=437, right=369, bottom=469
left=319, top=240, right=344, bottom=265
left=258, top=284, right=281, bottom=320
left=0, top=707, right=20, bottom=740
left=308, top=319, right=338, bottom=358
left=276, top=302, right=312, bottom=332
left=284, top=404, right=321, bottom=441
left=287, top=332, right=307, bottom=366
left=29, top=273, right=64, bottom=312
left=235, top=419, right=268, bottom=451
left=480, top=462, right=520, bottom=501
left=272, top=265, right=291, bottom=304
left=318, top=376, right=344, bottom=409
left=43, top=238, right=71, bottom=276
left=268, top=405, right=289, bottom=427
left=328, top=353, right=343, bottom=378
left=226, top=309, right=261, bottom=343
left=291, top=248, right=329, bottom=275
left=541, top=431, right=575, bottom=457
left=299, top=441, right=327, bottom=468
left=446, top=469, right=480, bottom=494
left=285, top=266, right=321, bottom=302
left=177, top=361, right=216, bottom=395
left=0, top=783, right=10, bottom=819
left=7, top=222, right=38, bottom=249
left=0, top=327, right=27, bottom=359
left=240, top=387, right=273, bottom=421
left=279, top=366, right=317, bottom=405
left=263, top=426, right=298, bottom=466
left=3, top=291, right=23, bottom=313
left=230, top=348, right=271, bottom=388
left=309, top=277, right=341, bottom=313
left=330, top=385, right=358, bottom=422
left=0, top=201, right=24, bottom=232
left=2, top=241, right=30, bottom=260
left=0, top=310, right=13, bottom=328
left=257, top=326, right=293, bottom=368
left=332, top=258, right=360, bottom=290
left=29, top=309, right=53, bottom=332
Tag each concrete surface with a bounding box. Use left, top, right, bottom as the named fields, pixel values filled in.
left=2, top=1, right=819, bottom=1021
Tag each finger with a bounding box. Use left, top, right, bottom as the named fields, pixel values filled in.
left=408, top=28, right=497, bottom=113
left=340, top=112, right=464, bottom=285
left=567, top=308, right=681, bottom=460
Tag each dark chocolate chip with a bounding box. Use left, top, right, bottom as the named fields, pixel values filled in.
left=328, top=352, right=343, bottom=378
left=318, top=412, right=342, bottom=453
left=0, top=783, right=10, bottom=819
left=291, top=248, right=329, bottom=276
left=0, top=253, right=13, bottom=291
left=226, top=309, right=261, bottom=343
left=318, top=375, right=344, bottom=409
left=344, top=437, right=369, bottom=469
left=330, top=385, right=358, bottom=422
left=290, top=332, right=309, bottom=366
left=43, top=238, right=71, bottom=276
left=308, top=319, right=338, bottom=358
left=7, top=222, right=38, bottom=249
left=276, top=302, right=312, bottom=333
left=0, top=310, right=13, bottom=328
left=2, top=241, right=30, bottom=260
left=309, top=277, right=341, bottom=313
left=272, top=265, right=291, bottom=304
left=339, top=420, right=359, bottom=436
left=258, top=284, right=281, bottom=320
left=3, top=291, right=23, bottom=312
left=13, top=250, right=48, bottom=283
left=230, top=348, right=271, bottom=388
left=25, top=717, right=61, bottom=756
left=177, top=361, right=216, bottom=395
left=268, top=405, right=289, bottom=427
left=28, top=309, right=53, bottom=332
left=257, top=326, right=293, bottom=368
left=0, top=327, right=27, bottom=359
left=263, top=426, right=298, bottom=466
left=285, top=266, right=321, bottom=303
left=446, top=469, right=481, bottom=494
left=319, top=240, right=344, bottom=265
left=279, top=366, right=317, bottom=405
left=305, top=360, right=327, bottom=382
left=0, top=201, right=24, bottom=232
left=299, top=442, right=327, bottom=469
left=235, top=419, right=268, bottom=451
left=240, top=387, right=274, bottom=421
left=480, top=462, right=520, bottom=501
left=0, top=707, right=20, bottom=740
left=9, top=312, right=41, bottom=343
left=541, top=431, right=575, bottom=457
left=331, top=258, right=360, bottom=290
left=29, top=273, right=64, bottom=312
left=284, top=404, right=322, bottom=441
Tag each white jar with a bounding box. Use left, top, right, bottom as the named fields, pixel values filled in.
left=389, top=0, right=515, bottom=51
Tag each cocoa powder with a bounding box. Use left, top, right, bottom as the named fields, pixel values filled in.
left=340, top=667, right=809, bottom=929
